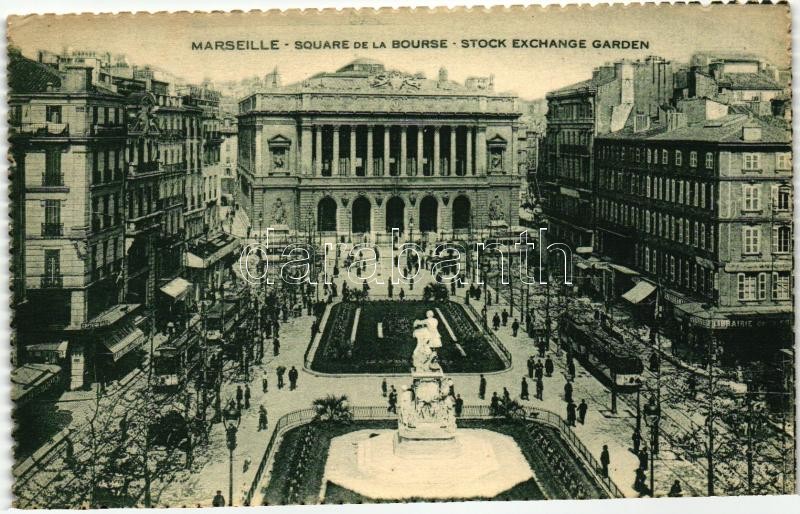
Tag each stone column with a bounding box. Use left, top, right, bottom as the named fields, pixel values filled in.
left=400, top=126, right=408, bottom=176
left=366, top=125, right=374, bottom=176
left=450, top=126, right=457, bottom=176
left=383, top=126, right=390, bottom=176
left=433, top=125, right=441, bottom=176
left=332, top=125, right=340, bottom=176
left=315, top=125, right=323, bottom=176
left=349, top=125, right=357, bottom=176
left=465, top=127, right=473, bottom=176
left=416, top=126, right=424, bottom=176
left=476, top=127, right=487, bottom=175
left=301, top=124, right=313, bottom=175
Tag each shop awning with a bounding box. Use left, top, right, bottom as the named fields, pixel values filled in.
left=11, top=363, right=62, bottom=403
left=103, top=328, right=146, bottom=362
left=576, top=261, right=591, bottom=270
left=608, top=263, right=639, bottom=276
left=26, top=341, right=69, bottom=359
left=576, top=246, right=593, bottom=254
left=160, top=277, right=192, bottom=300
left=622, top=281, right=657, bottom=304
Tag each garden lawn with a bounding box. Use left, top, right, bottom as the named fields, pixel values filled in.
left=310, top=300, right=506, bottom=374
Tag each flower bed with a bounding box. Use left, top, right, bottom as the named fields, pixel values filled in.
left=260, top=418, right=610, bottom=505
left=310, top=300, right=505, bottom=374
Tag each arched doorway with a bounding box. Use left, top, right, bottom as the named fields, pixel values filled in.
left=386, top=196, right=405, bottom=233
left=317, top=197, right=337, bottom=232
left=351, top=196, right=371, bottom=233
left=419, top=195, right=438, bottom=233
left=452, top=195, right=471, bottom=230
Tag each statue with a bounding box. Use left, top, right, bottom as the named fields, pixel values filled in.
left=488, top=195, right=505, bottom=222
left=273, top=198, right=287, bottom=225
left=412, top=320, right=440, bottom=373
left=424, top=310, right=442, bottom=348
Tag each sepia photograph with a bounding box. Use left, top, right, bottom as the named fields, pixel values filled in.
left=3, top=2, right=796, bottom=510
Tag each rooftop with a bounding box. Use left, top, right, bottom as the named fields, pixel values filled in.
left=599, top=114, right=790, bottom=144
left=717, top=72, right=782, bottom=91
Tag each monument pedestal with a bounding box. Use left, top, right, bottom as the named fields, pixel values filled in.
left=397, top=370, right=456, bottom=441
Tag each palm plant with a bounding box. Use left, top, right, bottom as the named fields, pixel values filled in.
left=311, top=394, right=352, bottom=423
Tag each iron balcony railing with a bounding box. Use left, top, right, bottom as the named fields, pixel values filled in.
left=41, top=223, right=63, bottom=237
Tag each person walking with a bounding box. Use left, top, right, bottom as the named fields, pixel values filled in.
left=564, top=380, right=573, bottom=404
left=276, top=366, right=286, bottom=389
left=258, top=405, right=268, bottom=431
left=244, top=384, right=251, bottom=410
left=535, top=376, right=544, bottom=400
left=236, top=385, right=243, bottom=410
left=381, top=378, right=388, bottom=397
left=501, top=308, right=509, bottom=326
left=520, top=377, right=530, bottom=400
left=492, top=312, right=501, bottom=331
left=490, top=392, right=500, bottom=416
left=212, top=490, right=226, bottom=507
left=544, top=356, right=554, bottom=377
left=478, top=374, right=487, bottom=400
left=632, top=427, right=642, bottom=454
left=566, top=400, right=577, bottom=426
left=577, top=399, right=588, bottom=424
left=399, top=288, right=406, bottom=301
left=273, top=337, right=280, bottom=357
left=634, top=467, right=647, bottom=495
left=600, top=445, right=610, bottom=478
left=262, top=375, right=268, bottom=394
left=288, top=366, right=299, bottom=390
left=638, top=446, right=649, bottom=471
left=388, top=282, right=394, bottom=299
left=454, top=394, right=464, bottom=417
left=567, top=356, right=576, bottom=379
left=527, top=356, right=534, bottom=379
left=687, top=373, right=697, bottom=399
left=535, top=360, right=544, bottom=381
left=387, top=386, right=397, bottom=413
left=511, top=318, right=520, bottom=337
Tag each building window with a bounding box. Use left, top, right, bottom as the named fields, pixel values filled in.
left=773, top=185, right=791, bottom=211
left=44, top=249, right=61, bottom=283
left=690, top=151, right=698, bottom=167
left=644, top=248, right=650, bottom=271
left=705, top=152, right=714, bottom=169
left=743, top=153, right=761, bottom=171
left=738, top=273, right=757, bottom=301
left=693, top=221, right=699, bottom=247
left=776, top=152, right=791, bottom=170
left=742, top=184, right=761, bottom=211
left=675, top=150, right=682, bottom=166
left=676, top=218, right=683, bottom=243
left=653, top=150, right=658, bottom=164
left=662, top=149, right=668, bottom=164
left=45, top=105, right=62, bottom=124
left=773, top=225, right=792, bottom=254
left=772, top=272, right=791, bottom=300
left=669, top=256, right=676, bottom=281
left=44, top=149, right=63, bottom=186
left=742, top=226, right=761, bottom=255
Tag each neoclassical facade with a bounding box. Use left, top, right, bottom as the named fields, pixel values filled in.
left=237, top=59, right=522, bottom=242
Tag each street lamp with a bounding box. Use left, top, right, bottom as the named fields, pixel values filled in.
left=643, top=395, right=661, bottom=496
left=223, top=402, right=241, bottom=506
left=409, top=215, right=415, bottom=244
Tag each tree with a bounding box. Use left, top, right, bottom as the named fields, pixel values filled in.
left=312, top=395, right=352, bottom=424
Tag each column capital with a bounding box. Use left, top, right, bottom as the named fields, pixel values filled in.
left=332, top=124, right=341, bottom=132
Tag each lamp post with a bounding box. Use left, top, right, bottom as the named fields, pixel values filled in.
left=223, top=403, right=241, bottom=506
left=643, top=395, right=661, bottom=496
left=409, top=215, right=415, bottom=245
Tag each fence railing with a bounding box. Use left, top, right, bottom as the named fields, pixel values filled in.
left=244, top=403, right=624, bottom=505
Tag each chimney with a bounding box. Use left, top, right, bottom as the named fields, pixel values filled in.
left=62, top=65, right=92, bottom=92
left=742, top=120, right=762, bottom=141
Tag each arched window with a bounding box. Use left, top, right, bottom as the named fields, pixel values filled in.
left=452, top=195, right=471, bottom=230
left=317, top=197, right=337, bottom=232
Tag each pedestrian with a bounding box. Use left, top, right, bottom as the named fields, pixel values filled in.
left=535, top=376, right=544, bottom=400
left=520, top=377, right=529, bottom=400
left=399, top=288, right=405, bottom=301
left=638, top=446, right=649, bottom=471
left=388, top=282, right=394, bottom=298
left=535, top=360, right=544, bottom=380
left=501, top=308, right=509, bottom=326
left=410, top=276, right=414, bottom=291
left=261, top=374, right=268, bottom=394
left=687, top=373, right=697, bottom=399
left=567, top=357, right=576, bottom=379
left=273, top=337, right=280, bottom=356
left=236, top=385, right=243, bottom=410
left=544, top=356, right=554, bottom=377
left=258, top=405, right=268, bottom=431
left=632, top=427, right=642, bottom=454
left=502, top=387, right=511, bottom=404
left=492, top=312, right=501, bottom=331
left=381, top=378, right=388, bottom=397
left=455, top=394, right=464, bottom=417
left=288, top=366, right=299, bottom=390
left=577, top=399, right=588, bottom=424
left=276, top=366, right=286, bottom=389
left=478, top=374, right=487, bottom=400
left=387, top=386, right=397, bottom=413
left=566, top=400, right=577, bottom=426
left=212, top=490, right=225, bottom=507
left=490, top=392, right=500, bottom=416
left=244, top=384, right=251, bottom=410
left=600, top=445, right=610, bottom=477
left=564, top=380, right=573, bottom=404
left=634, top=467, right=647, bottom=495
left=450, top=280, right=456, bottom=296
left=527, top=356, right=534, bottom=379
left=668, top=480, right=683, bottom=497
left=511, top=318, right=520, bottom=337
left=649, top=352, right=660, bottom=373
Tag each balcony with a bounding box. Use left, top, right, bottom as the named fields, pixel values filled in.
left=15, top=122, right=69, bottom=137
left=131, top=161, right=160, bottom=174
left=40, top=274, right=63, bottom=288
left=41, top=223, right=63, bottom=237
left=41, top=173, right=64, bottom=187
left=91, top=124, right=126, bottom=137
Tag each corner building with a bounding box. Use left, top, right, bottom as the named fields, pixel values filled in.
left=238, top=59, right=523, bottom=242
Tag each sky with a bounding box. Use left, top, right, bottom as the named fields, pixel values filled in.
left=7, top=4, right=791, bottom=100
